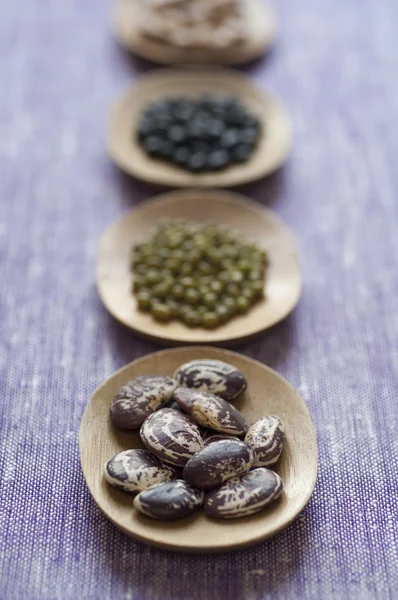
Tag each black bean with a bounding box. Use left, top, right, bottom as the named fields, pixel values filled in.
left=158, top=140, right=175, bottom=159
left=210, top=105, right=227, bottom=119
left=207, top=150, right=229, bottom=170
left=207, top=119, right=226, bottom=138
left=173, top=101, right=195, bottom=121
left=187, top=120, right=207, bottom=139
left=143, top=136, right=164, bottom=157
left=232, top=144, right=254, bottom=163
left=137, top=117, right=153, bottom=140
left=154, top=113, right=172, bottom=131
left=187, top=152, right=207, bottom=172
left=221, top=129, right=240, bottom=149
left=240, top=128, right=258, bottom=145
left=190, top=140, right=210, bottom=154
left=168, top=125, right=186, bottom=144
left=174, top=146, right=190, bottom=166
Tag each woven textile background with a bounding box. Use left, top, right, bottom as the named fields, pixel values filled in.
left=1, top=0, right=398, bottom=598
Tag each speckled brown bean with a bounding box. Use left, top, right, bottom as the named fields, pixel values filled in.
left=245, top=415, right=285, bottom=467
left=140, top=407, right=203, bottom=467
left=110, top=375, right=177, bottom=429
left=174, top=387, right=247, bottom=435
left=183, top=439, right=254, bottom=490
left=104, top=449, right=177, bottom=493
left=174, top=359, right=247, bottom=401
left=134, top=480, right=204, bottom=521
left=204, top=468, right=284, bottom=519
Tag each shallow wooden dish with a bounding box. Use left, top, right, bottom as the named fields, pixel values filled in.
left=107, top=69, right=291, bottom=188
left=113, top=0, right=276, bottom=66
left=96, top=189, right=302, bottom=346
left=79, top=347, right=318, bottom=553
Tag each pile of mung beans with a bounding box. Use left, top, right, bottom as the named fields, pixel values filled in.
left=131, top=220, right=268, bottom=328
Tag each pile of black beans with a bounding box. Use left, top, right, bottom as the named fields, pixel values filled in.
left=137, top=94, right=261, bottom=172
left=105, top=359, right=285, bottom=521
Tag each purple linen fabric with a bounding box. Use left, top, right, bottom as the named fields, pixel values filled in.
left=1, top=0, right=398, bottom=598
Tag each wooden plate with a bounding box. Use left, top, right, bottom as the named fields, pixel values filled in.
left=79, top=347, right=318, bottom=553
left=96, top=189, right=302, bottom=345
left=113, top=0, right=276, bottom=66
left=107, top=69, right=291, bottom=188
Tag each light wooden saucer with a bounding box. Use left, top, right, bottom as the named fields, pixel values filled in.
left=79, top=347, right=318, bottom=553
left=96, top=189, right=302, bottom=346
left=107, top=69, right=291, bottom=188
left=113, top=0, right=276, bottom=66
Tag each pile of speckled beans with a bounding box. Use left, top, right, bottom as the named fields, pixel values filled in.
left=105, top=359, right=286, bottom=520
left=137, top=0, right=243, bottom=50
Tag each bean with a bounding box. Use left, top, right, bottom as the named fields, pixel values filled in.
left=140, top=408, right=203, bottom=466
left=174, top=358, right=247, bottom=401
left=174, top=387, right=247, bottom=435
left=204, top=468, right=284, bottom=519
left=110, top=375, right=177, bottom=429
left=134, top=480, right=204, bottom=521
left=245, top=415, right=285, bottom=467
left=183, top=440, right=254, bottom=490
left=104, top=449, right=177, bottom=493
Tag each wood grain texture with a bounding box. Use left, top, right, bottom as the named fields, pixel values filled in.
left=96, top=189, right=302, bottom=345
left=79, top=347, right=318, bottom=552
left=107, top=69, right=291, bottom=187
left=113, top=0, right=276, bottom=66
